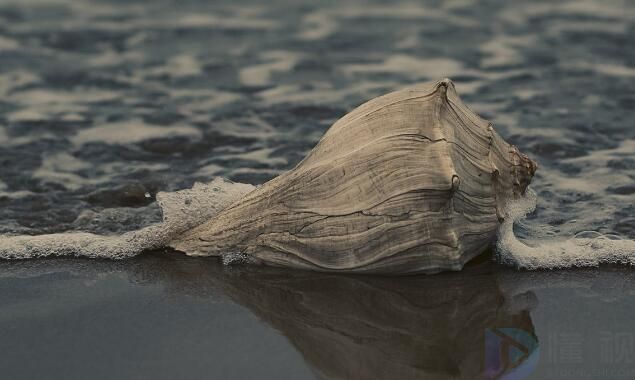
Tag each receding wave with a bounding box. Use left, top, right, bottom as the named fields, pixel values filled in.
left=2, top=181, right=634, bottom=271
left=0, top=179, right=254, bottom=260
left=496, top=188, right=635, bottom=270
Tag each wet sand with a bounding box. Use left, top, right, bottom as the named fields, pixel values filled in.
left=1, top=252, right=634, bottom=379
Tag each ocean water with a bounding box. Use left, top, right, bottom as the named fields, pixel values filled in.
left=0, top=0, right=634, bottom=378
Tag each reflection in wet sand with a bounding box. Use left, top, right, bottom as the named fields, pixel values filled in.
left=0, top=252, right=537, bottom=379
left=201, top=263, right=536, bottom=380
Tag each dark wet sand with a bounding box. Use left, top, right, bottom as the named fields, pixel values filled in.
left=1, top=252, right=633, bottom=379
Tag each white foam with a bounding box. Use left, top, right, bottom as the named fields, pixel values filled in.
left=3, top=179, right=633, bottom=270
left=71, top=119, right=202, bottom=146
left=496, top=188, right=635, bottom=270
left=0, top=178, right=255, bottom=260
left=239, top=51, right=301, bottom=87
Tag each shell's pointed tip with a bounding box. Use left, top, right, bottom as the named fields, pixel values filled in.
left=435, top=78, right=457, bottom=98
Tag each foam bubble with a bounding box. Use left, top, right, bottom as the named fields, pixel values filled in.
left=496, top=188, right=635, bottom=270
left=0, top=178, right=255, bottom=260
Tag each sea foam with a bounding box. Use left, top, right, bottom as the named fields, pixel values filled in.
left=2, top=180, right=634, bottom=270
left=496, top=188, right=635, bottom=270
left=0, top=178, right=254, bottom=260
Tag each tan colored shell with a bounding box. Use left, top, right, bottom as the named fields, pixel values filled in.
left=171, top=79, right=537, bottom=274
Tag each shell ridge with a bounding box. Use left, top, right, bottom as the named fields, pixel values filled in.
left=286, top=88, right=440, bottom=173
left=253, top=222, right=462, bottom=271
left=329, top=82, right=443, bottom=133
left=297, top=132, right=445, bottom=173
left=293, top=186, right=451, bottom=218
left=433, top=90, right=459, bottom=211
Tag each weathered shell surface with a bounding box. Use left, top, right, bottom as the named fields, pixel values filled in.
left=171, top=79, right=537, bottom=274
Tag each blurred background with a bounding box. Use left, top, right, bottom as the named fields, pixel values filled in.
left=0, top=0, right=633, bottom=240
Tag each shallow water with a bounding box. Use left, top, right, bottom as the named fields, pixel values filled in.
left=1, top=0, right=633, bottom=240
left=0, top=0, right=634, bottom=378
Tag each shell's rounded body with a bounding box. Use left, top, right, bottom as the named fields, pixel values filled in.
left=171, top=79, right=536, bottom=274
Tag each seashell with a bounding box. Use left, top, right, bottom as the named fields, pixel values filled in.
left=170, top=78, right=537, bottom=274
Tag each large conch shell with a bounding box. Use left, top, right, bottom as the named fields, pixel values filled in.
left=171, top=79, right=537, bottom=274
